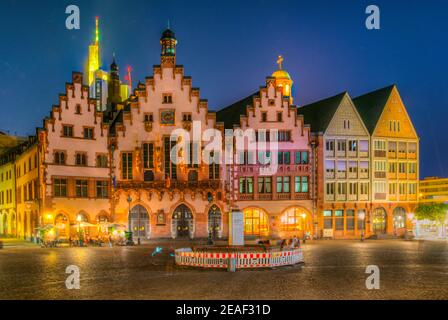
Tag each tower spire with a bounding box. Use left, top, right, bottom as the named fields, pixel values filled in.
left=95, top=16, right=99, bottom=44
left=87, top=17, right=101, bottom=86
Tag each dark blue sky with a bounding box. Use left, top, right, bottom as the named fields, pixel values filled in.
left=0, top=0, right=447, bottom=178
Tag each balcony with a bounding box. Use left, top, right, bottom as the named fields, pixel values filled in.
left=407, top=152, right=417, bottom=160
left=374, top=150, right=386, bottom=158
left=347, top=151, right=357, bottom=158
left=238, top=194, right=254, bottom=201
left=359, top=172, right=369, bottom=179
left=347, top=194, right=357, bottom=201
left=374, top=193, right=387, bottom=200
left=336, top=172, right=347, bottom=179
left=359, top=194, right=369, bottom=201
left=388, top=151, right=396, bottom=159
left=325, top=172, right=335, bottom=179
left=235, top=164, right=310, bottom=175
left=325, top=194, right=335, bottom=201
left=359, top=151, right=369, bottom=158
left=374, top=172, right=386, bottom=179
left=236, top=192, right=309, bottom=201
left=348, top=172, right=358, bottom=179
left=116, top=179, right=222, bottom=191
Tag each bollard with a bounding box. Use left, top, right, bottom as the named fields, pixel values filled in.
left=227, top=257, right=237, bottom=272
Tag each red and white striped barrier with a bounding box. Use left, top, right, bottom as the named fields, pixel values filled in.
left=175, top=248, right=304, bottom=269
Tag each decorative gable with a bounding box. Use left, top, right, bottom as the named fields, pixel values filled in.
left=373, top=87, right=418, bottom=139
left=326, top=94, right=369, bottom=137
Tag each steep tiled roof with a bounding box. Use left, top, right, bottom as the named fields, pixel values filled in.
left=297, top=92, right=347, bottom=133
left=216, top=92, right=259, bottom=129
left=352, top=85, right=395, bottom=134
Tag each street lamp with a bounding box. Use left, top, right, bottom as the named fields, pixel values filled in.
left=76, top=214, right=83, bottom=246
left=358, top=211, right=366, bottom=241
left=127, top=195, right=138, bottom=245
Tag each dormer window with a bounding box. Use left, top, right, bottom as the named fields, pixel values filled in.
left=163, top=93, right=173, bottom=104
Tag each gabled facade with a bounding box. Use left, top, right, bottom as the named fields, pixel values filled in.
left=109, top=28, right=227, bottom=241
left=217, top=59, right=313, bottom=239
left=354, top=85, right=419, bottom=236
left=40, top=72, right=111, bottom=240
left=298, top=92, right=371, bottom=239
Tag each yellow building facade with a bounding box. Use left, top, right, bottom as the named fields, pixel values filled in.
left=419, top=177, right=448, bottom=203
left=14, top=137, right=40, bottom=241
left=0, top=154, right=17, bottom=236
left=354, top=85, right=419, bottom=237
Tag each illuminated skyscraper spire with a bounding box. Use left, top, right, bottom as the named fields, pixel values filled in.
left=95, top=16, right=99, bottom=44
left=87, top=17, right=101, bottom=86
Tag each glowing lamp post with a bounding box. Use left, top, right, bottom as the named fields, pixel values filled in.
left=127, top=195, right=139, bottom=245
left=358, top=211, right=366, bottom=241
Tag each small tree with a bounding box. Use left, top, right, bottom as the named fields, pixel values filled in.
left=415, top=203, right=448, bottom=238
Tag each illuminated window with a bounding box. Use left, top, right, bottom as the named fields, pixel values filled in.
left=75, top=180, right=88, bottom=198
left=121, top=152, right=133, bottom=180
left=280, top=207, right=308, bottom=231
left=244, top=208, right=269, bottom=236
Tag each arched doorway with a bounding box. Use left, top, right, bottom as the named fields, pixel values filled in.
left=129, top=205, right=150, bottom=240
left=23, top=212, right=28, bottom=240
left=243, top=208, right=269, bottom=236
left=0, top=213, right=6, bottom=235
left=172, top=204, right=193, bottom=239
left=54, top=214, right=69, bottom=239
left=393, top=207, right=406, bottom=229
left=208, top=205, right=222, bottom=239
left=10, top=213, right=16, bottom=236
left=373, top=208, right=387, bottom=234
left=280, top=207, right=312, bottom=238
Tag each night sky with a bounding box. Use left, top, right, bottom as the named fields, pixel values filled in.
left=0, top=0, right=447, bottom=178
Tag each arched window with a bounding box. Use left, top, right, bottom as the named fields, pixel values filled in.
left=280, top=207, right=308, bottom=231
left=393, top=207, right=406, bottom=229
left=373, top=207, right=387, bottom=234
left=208, top=205, right=222, bottom=238
left=244, top=208, right=269, bottom=236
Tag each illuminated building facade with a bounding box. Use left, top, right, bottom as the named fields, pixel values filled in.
left=298, top=93, right=371, bottom=239
left=86, top=18, right=129, bottom=112
left=14, top=137, right=40, bottom=241
left=0, top=150, right=17, bottom=236
left=0, top=22, right=421, bottom=242
left=353, top=85, right=419, bottom=237
left=40, top=72, right=111, bottom=240
left=217, top=58, right=313, bottom=239
left=419, top=177, right=448, bottom=204
left=108, top=28, right=228, bottom=241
